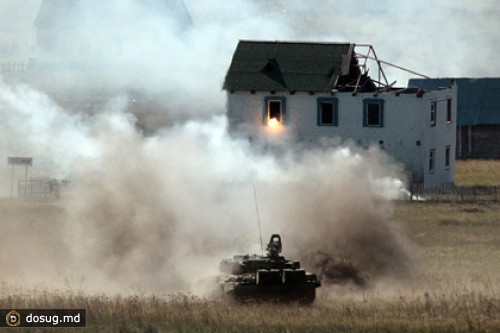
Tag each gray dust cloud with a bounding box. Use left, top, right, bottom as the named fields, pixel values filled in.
left=2, top=0, right=493, bottom=295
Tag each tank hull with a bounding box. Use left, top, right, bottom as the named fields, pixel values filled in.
left=222, top=282, right=317, bottom=304
left=218, top=234, right=321, bottom=304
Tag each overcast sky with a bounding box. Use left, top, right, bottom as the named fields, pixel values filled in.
left=0, top=0, right=499, bottom=83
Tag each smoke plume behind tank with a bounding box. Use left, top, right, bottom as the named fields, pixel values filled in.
left=2, top=0, right=494, bottom=295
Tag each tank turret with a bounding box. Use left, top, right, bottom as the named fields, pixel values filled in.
left=218, top=234, right=321, bottom=304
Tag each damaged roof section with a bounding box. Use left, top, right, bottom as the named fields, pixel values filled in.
left=223, top=41, right=360, bottom=92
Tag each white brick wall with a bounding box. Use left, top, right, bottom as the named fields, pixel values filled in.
left=227, top=86, right=457, bottom=187
left=422, top=88, right=457, bottom=187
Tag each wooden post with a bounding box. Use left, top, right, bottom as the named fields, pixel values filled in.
left=25, top=163, right=28, bottom=197
left=10, top=164, right=14, bottom=199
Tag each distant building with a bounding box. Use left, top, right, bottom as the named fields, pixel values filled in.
left=409, top=78, right=500, bottom=159
left=224, top=40, right=457, bottom=187
left=0, top=0, right=194, bottom=134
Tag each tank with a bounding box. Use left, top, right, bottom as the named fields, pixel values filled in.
left=218, top=234, right=321, bottom=304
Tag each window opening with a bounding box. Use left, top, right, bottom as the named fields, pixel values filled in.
left=431, top=101, right=437, bottom=127
left=267, top=100, right=282, bottom=128
left=429, top=149, right=436, bottom=174
left=446, top=99, right=452, bottom=123
left=367, top=103, right=381, bottom=126
left=268, top=100, right=281, bottom=122
left=445, top=145, right=451, bottom=169
left=320, top=102, right=334, bottom=125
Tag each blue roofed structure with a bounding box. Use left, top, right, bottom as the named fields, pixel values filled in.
left=409, top=78, right=500, bottom=126
left=409, top=78, right=500, bottom=159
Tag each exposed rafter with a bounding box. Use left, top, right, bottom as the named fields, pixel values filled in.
left=352, top=44, right=430, bottom=94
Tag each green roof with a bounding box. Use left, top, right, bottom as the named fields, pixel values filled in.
left=223, top=41, right=354, bottom=92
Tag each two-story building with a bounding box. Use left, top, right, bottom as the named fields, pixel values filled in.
left=224, top=40, right=457, bottom=187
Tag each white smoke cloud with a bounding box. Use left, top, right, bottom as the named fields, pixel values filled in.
left=0, top=77, right=409, bottom=294
left=0, top=0, right=456, bottom=295
left=2, top=0, right=498, bottom=90
left=0, top=77, right=95, bottom=179
left=267, top=0, right=500, bottom=83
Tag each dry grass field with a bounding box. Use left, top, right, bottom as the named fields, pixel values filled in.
left=455, top=159, right=500, bottom=185
left=1, top=160, right=499, bottom=332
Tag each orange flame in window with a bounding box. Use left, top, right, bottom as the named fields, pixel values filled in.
left=268, top=118, right=279, bottom=128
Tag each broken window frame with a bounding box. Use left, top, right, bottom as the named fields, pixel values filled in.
left=363, top=99, right=384, bottom=127
left=317, top=97, right=339, bottom=126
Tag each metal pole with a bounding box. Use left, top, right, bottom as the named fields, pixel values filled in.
left=363, top=54, right=430, bottom=79
left=253, top=183, right=264, bottom=257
